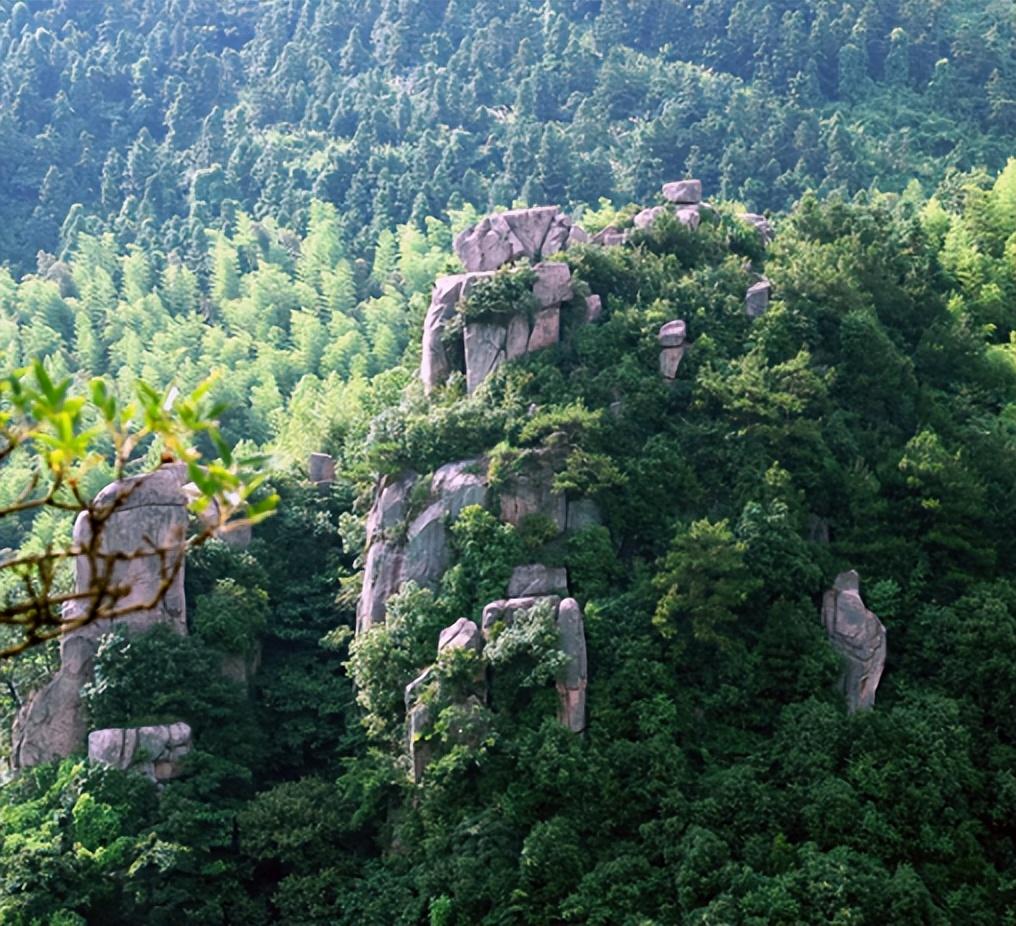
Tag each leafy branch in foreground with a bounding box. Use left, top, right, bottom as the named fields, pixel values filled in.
left=0, top=361, right=277, bottom=658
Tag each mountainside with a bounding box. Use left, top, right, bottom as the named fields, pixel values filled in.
left=1, top=0, right=1014, bottom=274
left=2, top=2, right=1016, bottom=925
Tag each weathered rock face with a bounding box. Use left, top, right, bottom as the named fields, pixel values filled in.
left=663, top=179, right=703, bottom=204
left=555, top=597, right=588, bottom=733
left=745, top=279, right=772, bottom=318
left=585, top=294, right=604, bottom=324
left=508, top=564, right=569, bottom=598
left=658, top=319, right=688, bottom=380
left=822, top=571, right=886, bottom=713
left=422, top=262, right=579, bottom=396
left=739, top=212, right=774, bottom=246
left=88, top=722, right=193, bottom=783
left=481, top=595, right=562, bottom=639
left=454, top=207, right=583, bottom=272
left=438, top=617, right=483, bottom=654
left=308, top=452, right=336, bottom=485
left=357, top=461, right=489, bottom=633
left=12, top=465, right=191, bottom=770
left=498, top=445, right=569, bottom=533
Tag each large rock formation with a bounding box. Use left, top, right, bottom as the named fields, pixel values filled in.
left=88, top=722, right=193, bottom=783
left=422, top=262, right=577, bottom=395
left=498, top=444, right=569, bottom=533
left=454, top=207, right=585, bottom=272
left=555, top=597, right=588, bottom=733
left=357, top=460, right=489, bottom=633
left=658, top=319, right=687, bottom=380
left=822, top=571, right=886, bottom=712
left=11, top=465, right=191, bottom=769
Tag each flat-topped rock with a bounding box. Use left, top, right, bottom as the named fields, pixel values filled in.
left=508, top=564, right=569, bottom=598
left=822, top=570, right=886, bottom=713
left=662, top=179, right=703, bottom=204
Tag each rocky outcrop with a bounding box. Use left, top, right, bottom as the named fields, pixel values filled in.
left=87, top=722, right=193, bottom=783
left=11, top=465, right=191, bottom=770
left=357, top=460, right=489, bottom=633
left=739, top=212, right=774, bottom=246
left=453, top=207, right=584, bottom=272
left=481, top=595, right=562, bottom=639
left=508, top=564, right=568, bottom=598
left=498, top=444, right=569, bottom=533
left=745, top=279, right=772, bottom=318
left=308, top=452, right=336, bottom=485
left=658, top=319, right=687, bottom=379
left=555, top=598, right=588, bottom=733
left=424, top=262, right=577, bottom=395
left=822, top=571, right=886, bottom=713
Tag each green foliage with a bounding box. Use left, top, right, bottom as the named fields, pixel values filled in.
left=459, top=268, right=538, bottom=320
left=193, top=578, right=268, bottom=656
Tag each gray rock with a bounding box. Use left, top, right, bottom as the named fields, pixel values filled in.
left=357, top=462, right=488, bottom=634
left=508, top=564, right=569, bottom=598
left=88, top=721, right=192, bottom=783
left=566, top=498, right=603, bottom=532
left=592, top=226, right=625, bottom=247
left=739, top=212, right=774, bottom=246
left=421, top=272, right=493, bottom=394
left=822, top=570, right=886, bottom=713
left=532, top=262, right=573, bottom=308
left=662, top=179, right=703, bottom=204
left=555, top=598, right=588, bottom=733
left=12, top=466, right=192, bottom=770
left=660, top=346, right=686, bottom=379
left=658, top=320, right=687, bottom=347
left=454, top=207, right=579, bottom=272
left=464, top=319, right=507, bottom=394
left=633, top=205, right=669, bottom=230
left=745, top=279, right=772, bottom=319
left=498, top=446, right=568, bottom=533
left=527, top=306, right=560, bottom=353
left=308, top=452, right=335, bottom=485
left=506, top=312, right=530, bottom=360
left=568, top=225, right=590, bottom=246
left=676, top=206, right=701, bottom=230
left=438, top=617, right=483, bottom=654
left=481, top=595, right=562, bottom=639
left=404, top=665, right=437, bottom=711
left=585, top=294, right=604, bottom=323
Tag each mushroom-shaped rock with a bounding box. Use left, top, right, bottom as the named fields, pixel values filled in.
left=822, top=571, right=886, bottom=713
left=508, top=564, right=569, bottom=598
left=88, top=722, right=193, bottom=783
left=308, top=452, right=335, bottom=485
left=662, top=179, right=703, bottom=204
left=438, top=618, right=483, bottom=654
left=745, top=279, right=772, bottom=319
left=658, top=320, right=687, bottom=347
left=555, top=598, right=588, bottom=733
left=454, top=207, right=578, bottom=272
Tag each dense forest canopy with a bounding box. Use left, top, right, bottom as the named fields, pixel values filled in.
left=1, top=1, right=1016, bottom=925
left=1, top=0, right=1014, bottom=275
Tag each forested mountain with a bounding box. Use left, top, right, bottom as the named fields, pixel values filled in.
left=1, top=0, right=1014, bottom=276
left=2, top=2, right=1016, bottom=925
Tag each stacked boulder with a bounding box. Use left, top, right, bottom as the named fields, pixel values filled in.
left=658, top=320, right=688, bottom=379
left=453, top=206, right=588, bottom=272
left=822, top=570, right=887, bottom=712
left=634, top=180, right=704, bottom=232
left=11, top=465, right=191, bottom=769
left=88, top=722, right=193, bottom=783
